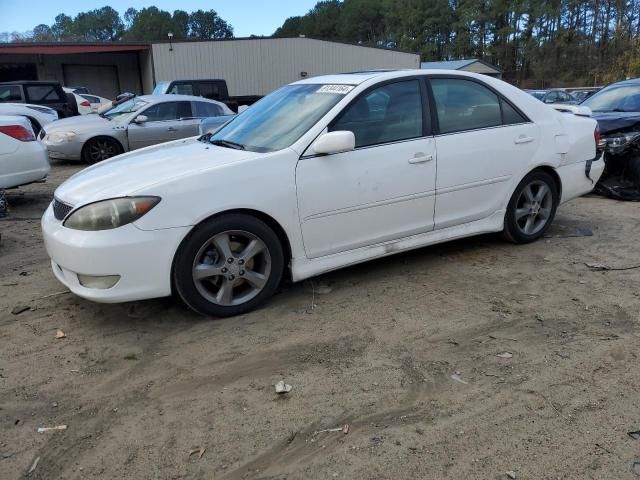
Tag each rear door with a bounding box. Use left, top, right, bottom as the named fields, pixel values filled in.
left=429, top=77, right=539, bottom=229
left=127, top=101, right=191, bottom=149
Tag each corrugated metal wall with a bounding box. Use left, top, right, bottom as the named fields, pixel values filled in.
left=151, top=37, right=420, bottom=96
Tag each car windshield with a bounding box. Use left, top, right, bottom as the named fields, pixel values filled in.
left=582, top=84, right=640, bottom=112
left=152, top=81, right=170, bottom=95
left=102, top=98, right=148, bottom=122
left=208, top=84, right=352, bottom=153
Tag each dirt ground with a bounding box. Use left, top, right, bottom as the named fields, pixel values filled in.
left=1, top=161, right=639, bottom=480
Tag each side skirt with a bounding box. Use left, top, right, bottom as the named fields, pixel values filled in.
left=291, top=210, right=506, bottom=282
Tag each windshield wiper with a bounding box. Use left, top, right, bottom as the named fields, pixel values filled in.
left=210, top=139, right=246, bottom=150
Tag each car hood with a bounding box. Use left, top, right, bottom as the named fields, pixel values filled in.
left=591, top=111, right=640, bottom=135
left=44, top=114, right=112, bottom=134
left=55, top=138, right=260, bottom=206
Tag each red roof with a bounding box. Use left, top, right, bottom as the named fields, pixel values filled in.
left=0, top=43, right=149, bottom=55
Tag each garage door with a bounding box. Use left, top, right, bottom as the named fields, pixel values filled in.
left=63, top=65, right=120, bottom=99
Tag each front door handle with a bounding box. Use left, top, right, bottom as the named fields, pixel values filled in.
left=167, top=127, right=177, bottom=132
left=408, top=152, right=434, bottom=164
left=514, top=136, right=534, bottom=144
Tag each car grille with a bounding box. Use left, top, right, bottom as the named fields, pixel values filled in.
left=53, top=198, right=73, bottom=221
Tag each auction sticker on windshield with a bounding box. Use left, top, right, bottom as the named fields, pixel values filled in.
left=317, top=85, right=355, bottom=94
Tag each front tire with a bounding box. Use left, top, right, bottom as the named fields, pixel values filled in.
left=82, top=137, right=122, bottom=164
left=173, top=214, right=285, bottom=317
left=503, top=170, right=559, bottom=243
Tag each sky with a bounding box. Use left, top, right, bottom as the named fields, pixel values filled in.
left=0, top=0, right=319, bottom=37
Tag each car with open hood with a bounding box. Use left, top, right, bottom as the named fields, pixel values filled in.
left=42, top=70, right=603, bottom=317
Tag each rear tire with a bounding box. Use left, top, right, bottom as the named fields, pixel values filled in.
left=173, top=214, right=285, bottom=317
left=503, top=170, right=559, bottom=244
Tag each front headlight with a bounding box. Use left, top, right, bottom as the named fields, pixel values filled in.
left=45, top=131, right=76, bottom=145
left=605, top=132, right=640, bottom=148
left=63, top=197, right=161, bottom=231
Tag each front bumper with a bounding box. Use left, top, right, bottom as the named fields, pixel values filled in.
left=40, top=138, right=83, bottom=161
left=42, top=204, right=189, bottom=303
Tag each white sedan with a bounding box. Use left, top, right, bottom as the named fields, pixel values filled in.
left=0, top=115, right=50, bottom=189
left=42, top=70, right=604, bottom=316
left=0, top=103, right=58, bottom=135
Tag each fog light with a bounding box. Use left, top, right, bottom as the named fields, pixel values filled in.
left=77, top=274, right=120, bottom=289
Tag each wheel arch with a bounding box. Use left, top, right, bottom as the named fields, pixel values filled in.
left=171, top=208, right=294, bottom=291
left=532, top=165, right=562, bottom=199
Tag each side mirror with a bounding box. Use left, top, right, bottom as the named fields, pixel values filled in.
left=312, top=131, right=355, bottom=155
left=134, top=115, right=148, bottom=124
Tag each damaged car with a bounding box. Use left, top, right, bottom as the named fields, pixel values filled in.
left=582, top=78, right=640, bottom=200
left=43, top=70, right=603, bottom=317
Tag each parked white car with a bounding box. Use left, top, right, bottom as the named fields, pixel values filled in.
left=0, top=115, right=50, bottom=189
left=80, top=93, right=112, bottom=113
left=42, top=70, right=604, bottom=316
left=0, top=103, right=58, bottom=135
left=63, top=88, right=92, bottom=115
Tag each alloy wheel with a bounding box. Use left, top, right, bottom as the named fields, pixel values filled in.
left=88, top=139, right=117, bottom=162
left=515, top=180, right=553, bottom=236
left=191, top=230, right=272, bottom=307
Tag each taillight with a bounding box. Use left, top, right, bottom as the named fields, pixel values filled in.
left=0, top=125, right=35, bottom=142
left=80, top=101, right=90, bottom=107
left=594, top=126, right=605, bottom=152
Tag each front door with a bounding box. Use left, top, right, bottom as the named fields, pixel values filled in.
left=429, top=77, right=540, bottom=229
left=296, top=79, right=437, bottom=258
left=127, top=101, right=192, bottom=150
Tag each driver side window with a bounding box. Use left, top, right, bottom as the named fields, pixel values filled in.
left=330, top=80, right=423, bottom=148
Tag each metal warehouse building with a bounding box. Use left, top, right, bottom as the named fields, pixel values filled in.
left=0, top=37, right=420, bottom=99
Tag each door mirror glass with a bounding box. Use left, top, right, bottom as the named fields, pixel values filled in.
left=134, top=115, right=148, bottom=124
left=312, top=131, right=355, bottom=154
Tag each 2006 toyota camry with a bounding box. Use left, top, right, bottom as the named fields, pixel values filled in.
left=42, top=70, right=604, bottom=316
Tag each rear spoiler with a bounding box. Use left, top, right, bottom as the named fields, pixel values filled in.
left=553, top=104, right=592, bottom=117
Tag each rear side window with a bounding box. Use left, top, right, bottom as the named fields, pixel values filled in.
left=0, top=85, right=22, bottom=102
left=168, top=83, right=194, bottom=95
left=81, top=95, right=101, bottom=104
left=331, top=80, right=423, bottom=148
left=545, top=91, right=559, bottom=103
left=193, top=102, right=223, bottom=117
left=198, top=83, right=222, bottom=100
left=25, top=85, right=64, bottom=103
left=501, top=100, right=528, bottom=125
left=431, top=78, right=528, bottom=133
left=143, top=101, right=192, bottom=121
left=431, top=79, right=501, bottom=134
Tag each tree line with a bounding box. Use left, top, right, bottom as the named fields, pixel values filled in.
left=274, top=0, right=640, bottom=87
left=0, top=6, right=233, bottom=43
left=2, top=1, right=639, bottom=86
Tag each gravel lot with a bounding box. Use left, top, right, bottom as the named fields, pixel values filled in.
left=1, top=161, right=639, bottom=479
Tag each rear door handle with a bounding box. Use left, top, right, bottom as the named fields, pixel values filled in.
left=408, top=152, right=434, bottom=164
left=514, top=136, right=534, bottom=144
left=167, top=127, right=177, bottom=132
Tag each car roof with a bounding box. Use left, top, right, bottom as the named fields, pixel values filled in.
left=139, top=94, right=224, bottom=103
left=606, top=77, right=640, bottom=87
left=293, top=69, right=501, bottom=87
